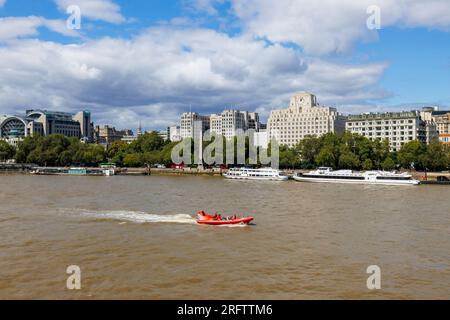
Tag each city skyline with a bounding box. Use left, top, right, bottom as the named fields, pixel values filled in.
left=1, top=0, right=450, bottom=131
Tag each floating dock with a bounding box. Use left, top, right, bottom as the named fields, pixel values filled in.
left=30, top=167, right=114, bottom=176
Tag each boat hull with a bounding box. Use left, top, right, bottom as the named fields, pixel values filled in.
left=293, top=176, right=420, bottom=186
left=197, top=217, right=254, bottom=225
left=223, top=174, right=288, bottom=181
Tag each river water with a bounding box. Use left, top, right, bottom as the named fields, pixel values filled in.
left=0, top=174, right=449, bottom=299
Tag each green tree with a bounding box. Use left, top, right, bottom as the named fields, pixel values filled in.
left=338, top=149, right=360, bottom=169
left=421, top=140, right=449, bottom=171
left=26, top=149, right=41, bottom=165
left=0, top=140, right=15, bottom=161
left=381, top=157, right=396, bottom=171
left=315, top=146, right=336, bottom=168
left=355, top=136, right=373, bottom=162
left=108, top=141, right=129, bottom=158
left=279, top=145, right=301, bottom=169
left=143, top=152, right=162, bottom=166
left=41, top=149, right=58, bottom=166
left=139, top=132, right=165, bottom=153
left=160, top=142, right=179, bottom=166
left=372, top=139, right=390, bottom=169
left=123, top=153, right=143, bottom=167
left=397, top=140, right=427, bottom=170
left=298, top=135, right=322, bottom=169
left=15, top=134, right=106, bottom=167
left=362, top=159, right=374, bottom=170
left=58, top=150, right=73, bottom=166
left=15, top=135, right=43, bottom=163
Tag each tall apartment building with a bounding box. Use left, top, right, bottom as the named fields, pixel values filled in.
left=267, top=92, right=346, bottom=147
left=345, top=110, right=438, bottom=151
left=209, top=110, right=262, bottom=139
left=180, top=112, right=210, bottom=139
left=428, top=109, right=450, bottom=144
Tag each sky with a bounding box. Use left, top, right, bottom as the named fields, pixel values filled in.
left=1, top=0, right=450, bottom=132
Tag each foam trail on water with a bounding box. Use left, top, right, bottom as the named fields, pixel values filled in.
left=81, top=210, right=197, bottom=224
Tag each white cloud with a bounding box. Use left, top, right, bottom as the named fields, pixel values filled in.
left=230, top=0, right=450, bottom=55
left=55, top=0, right=125, bottom=24
left=0, top=26, right=386, bottom=129
left=0, top=0, right=6, bottom=7
left=0, top=16, right=79, bottom=42
left=185, top=0, right=224, bottom=15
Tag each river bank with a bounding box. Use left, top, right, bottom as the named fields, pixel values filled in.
left=2, top=164, right=450, bottom=183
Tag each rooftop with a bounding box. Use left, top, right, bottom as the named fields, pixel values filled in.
left=347, top=111, right=419, bottom=120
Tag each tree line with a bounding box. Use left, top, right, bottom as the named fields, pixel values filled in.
left=4, top=132, right=175, bottom=167
left=13, top=134, right=106, bottom=166
left=2, top=131, right=450, bottom=171
left=279, top=132, right=450, bottom=171
left=107, top=132, right=177, bottom=167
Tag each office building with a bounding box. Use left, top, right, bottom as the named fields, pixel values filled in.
left=267, top=92, right=346, bottom=147
left=94, top=125, right=133, bottom=146
left=346, top=110, right=438, bottom=151
left=25, top=110, right=93, bottom=141
left=209, top=110, right=262, bottom=139
left=428, top=109, right=450, bottom=144
left=0, top=109, right=94, bottom=145
left=180, top=112, right=210, bottom=139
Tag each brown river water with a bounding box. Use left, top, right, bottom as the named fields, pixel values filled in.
left=0, top=174, right=449, bottom=299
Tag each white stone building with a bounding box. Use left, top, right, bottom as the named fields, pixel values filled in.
left=212, top=110, right=245, bottom=139
left=169, top=126, right=181, bottom=142
left=209, top=110, right=262, bottom=139
left=209, top=114, right=223, bottom=136
left=345, top=110, right=438, bottom=151
left=267, top=92, right=346, bottom=147
left=180, top=112, right=210, bottom=139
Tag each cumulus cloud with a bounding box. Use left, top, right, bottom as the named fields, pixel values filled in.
left=55, top=0, right=125, bottom=24
left=0, top=26, right=386, bottom=129
left=0, top=16, right=79, bottom=42
left=230, top=0, right=450, bottom=55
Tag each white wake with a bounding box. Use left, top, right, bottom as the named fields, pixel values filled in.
left=81, top=210, right=197, bottom=225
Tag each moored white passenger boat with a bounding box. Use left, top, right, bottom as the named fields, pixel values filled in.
left=223, top=167, right=289, bottom=181
left=293, top=167, right=420, bottom=186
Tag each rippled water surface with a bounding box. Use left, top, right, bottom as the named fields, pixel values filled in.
left=0, top=174, right=449, bottom=299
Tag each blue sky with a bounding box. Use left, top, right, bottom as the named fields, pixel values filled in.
left=1, top=0, right=450, bottom=131
left=358, top=27, right=450, bottom=107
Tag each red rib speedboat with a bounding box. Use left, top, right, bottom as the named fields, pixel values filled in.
left=196, top=211, right=254, bottom=226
